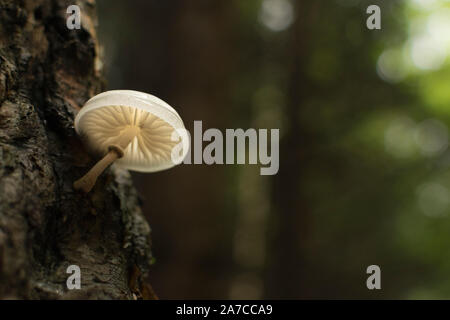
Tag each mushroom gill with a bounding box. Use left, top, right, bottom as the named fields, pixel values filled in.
left=78, top=105, right=179, bottom=169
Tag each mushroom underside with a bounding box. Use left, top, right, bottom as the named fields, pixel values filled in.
left=78, top=105, right=180, bottom=170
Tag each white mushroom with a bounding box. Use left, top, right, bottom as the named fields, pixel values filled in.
left=73, top=90, right=189, bottom=193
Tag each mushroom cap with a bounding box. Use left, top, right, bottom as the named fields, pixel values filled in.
left=74, top=90, right=189, bottom=172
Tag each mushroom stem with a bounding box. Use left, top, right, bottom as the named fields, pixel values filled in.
left=74, top=126, right=140, bottom=193
left=73, top=150, right=120, bottom=193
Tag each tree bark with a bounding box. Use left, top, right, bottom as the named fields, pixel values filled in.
left=0, top=0, right=153, bottom=299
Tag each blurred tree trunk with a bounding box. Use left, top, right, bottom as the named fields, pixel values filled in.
left=0, top=0, right=153, bottom=299
left=265, top=1, right=318, bottom=298
left=128, top=0, right=235, bottom=298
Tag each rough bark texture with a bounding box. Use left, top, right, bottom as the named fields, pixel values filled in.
left=0, top=0, right=153, bottom=299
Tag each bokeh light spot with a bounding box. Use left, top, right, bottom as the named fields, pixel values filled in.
left=377, top=49, right=408, bottom=83
left=410, top=35, right=447, bottom=70
left=384, top=116, right=417, bottom=158
left=417, top=182, right=450, bottom=217
left=259, top=0, right=294, bottom=32
left=414, top=119, right=448, bottom=157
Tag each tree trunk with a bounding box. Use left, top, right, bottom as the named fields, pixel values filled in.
left=0, top=0, right=153, bottom=299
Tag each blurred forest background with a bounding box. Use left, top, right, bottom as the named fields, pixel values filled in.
left=95, top=0, right=450, bottom=299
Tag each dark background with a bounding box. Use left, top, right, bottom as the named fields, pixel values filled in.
left=96, top=0, right=450, bottom=299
